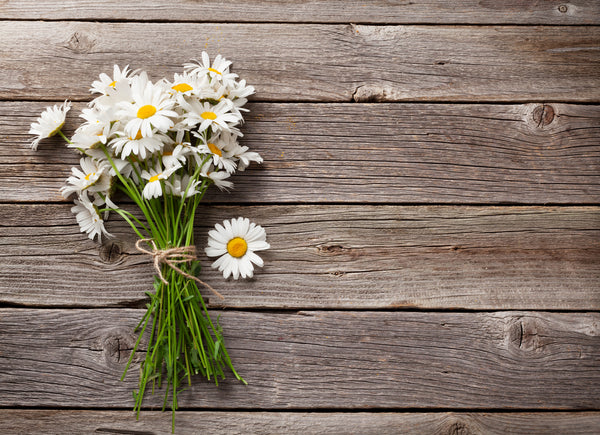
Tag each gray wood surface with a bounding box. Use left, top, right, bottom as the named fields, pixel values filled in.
left=1, top=23, right=599, bottom=102
left=6, top=102, right=600, bottom=204
left=2, top=410, right=600, bottom=435
left=1, top=1, right=599, bottom=24
left=1, top=204, right=598, bottom=309
left=1, top=309, right=598, bottom=409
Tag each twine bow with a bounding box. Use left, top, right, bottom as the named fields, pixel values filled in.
left=135, top=238, right=224, bottom=300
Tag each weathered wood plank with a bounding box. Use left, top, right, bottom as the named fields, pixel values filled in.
left=2, top=410, right=600, bottom=435
left=1, top=1, right=599, bottom=24
left=1, top=23, right=599, bottom=102
left=0, top=309, right=598, bottom=408
left=5, top=102, right=600, bottom=204
left=1, top=204, right=598, bottom=309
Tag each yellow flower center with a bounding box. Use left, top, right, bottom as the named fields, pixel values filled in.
left=134, top=130, right=143, bottom=140
left=227, top=237, right=248, bottom=258
left=137, top=105, right=157, bottom=119
left=208, top=67, right=222, bottom=75
left=201, top=111, right=217, bottom=120
left=207, top=143, right=222, bottom=157
left=84, top=172, right=96, bottom=181
left=108, top=80, right=117, bottom=88
left=163, top=150, right=173, bottom=156
left=172, top=83, right=193, bottom=93
left=149, top=174, right=161, bottom=183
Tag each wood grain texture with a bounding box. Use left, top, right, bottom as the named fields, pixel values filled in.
left=1, top=22, right=599, bottom=102
left=5, top=102, right=600, bottom=204
left=0, top=309, right=598, bottom=409
left=1, top=204, right=598, bottom=309
left=1, top=1, right=598, bottom=24
left=2, top=410, right=600, bottom=435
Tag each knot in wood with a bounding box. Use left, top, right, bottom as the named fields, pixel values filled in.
left=103, top=330, right=135, bottom=366
left=558, top=4, right=568, bottom=13
left=532, top=104, right=555, bottom=128
left=65, top=30, right=96, bottom=54
left=99, top=241, right=123, bottom=264
left=447, top=421, right=472, bottom=435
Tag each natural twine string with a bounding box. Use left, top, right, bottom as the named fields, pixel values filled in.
left=135, top=238, right=224, bottom=300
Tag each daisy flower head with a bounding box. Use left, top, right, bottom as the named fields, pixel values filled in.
left=205, top=217, right=270, bottom=280
left=200, top=162, right=233, bottom=191
left=71, top=194, right=112, bottom=242
left=28, top=100, right=71, bottom=150
left=120, top=74, right=178, bottom=138
left=184, top=52, right=238, bottom=87
left=60, top=157, right=110, bottom=198
left=109, top=131, right=165, bottom=159
left=166, top=173, right=202, bottom=198
left=168, top=72, right=208, bottom=97
left=141, top=163, right=181, bottom=200
left=90, top=65, right=132, bottom=95
left=180, top=99, right=241, bottom=134
left=193, top=132, right=237, bottom=173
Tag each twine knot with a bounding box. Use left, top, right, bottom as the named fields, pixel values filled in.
left=135, top=238, right=224, bottom=300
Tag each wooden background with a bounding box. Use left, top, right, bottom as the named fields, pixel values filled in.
left=1, top=1, right=599, bottom=433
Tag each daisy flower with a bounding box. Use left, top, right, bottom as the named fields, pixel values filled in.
left=205, top=217, right=270, bottom=279
left=193, top=132, right=237, bottom=173
left=60, top=157, right=110, bottom=198
left=71, top=194, right=112, bottom=241
left=28, top=100, right=71, bottom=150
left=110, top=131, right=166, bottom=159
left=119, top=73, right=178, bottom=137
left=179, top=99, right=241, bottom=133
left=184, top=52, right=238, bottom=87
left=167, top=72, right=208, bottom=97
left=90, top=64, right=132, bottom=95
left=141, top=163, right=181, bottom=200
left=232, top=143, right=263, bottom=171
left=166, top=173, right=202, bottom=198
left=200, top=162, right=233, bottom=191
left=162, top=144, right=189, bottom=169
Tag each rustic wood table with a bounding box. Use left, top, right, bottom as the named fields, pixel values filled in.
left=1, top=1, right=599, bottom=434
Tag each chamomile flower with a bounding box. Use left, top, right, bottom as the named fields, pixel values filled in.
left=61, top=157, right=110, bottom=198
left=28, top=100, right=71, bottom=150
left=200, top=162, right=233, bottom=191
left=205, top=217, right=269, bottom=280
left=193, top=132, right=237, bottom=173
left=184, top=52, right=238, bottom=86
left=167, top=72, right=208, bottom=97
left=166, top=173, right=202, bottom=198
left=179, top=99, right=241, bottom=133
left=110, top=131, right=165, bottom=159
left=162, top=144, right=189, bottom=169
left=232, top=143, right=263, bottom=171
left=90, top=65, right=132, bottom=95
left=120, top=74, right=178, bottom=137
left=71, top=194, right=112, bottom=241
left=141, top=164, right=181, bottom=199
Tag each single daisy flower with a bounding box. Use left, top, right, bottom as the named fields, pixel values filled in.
left=184, top=52, right=238, bottom=87
left=205, top=217, right=270, bottom=280
left=71, top=194, right=112, bottom=241
left=167, top=72, right=208, bottom=97
left=179, top=99, right=241, bottom=134
left=200, top=162, right=233, bottom=191
left=162, top=144, right=189, bottom=169
left=119, top=74, right=178, bottom=138
left=166, top=173, right=202, bottom=198
left=60, top=157, right=110, bottom=198
left=110, top=131, right=165, bottom=159
left=193, top=132, right=237, bottom=173
left=141, top=163, right=181, bottom=200
left=90, top=64, right=132, bottom=95
left=232, top=143, right=263, bottom=171
left=28, top=100, right=71, bottom=150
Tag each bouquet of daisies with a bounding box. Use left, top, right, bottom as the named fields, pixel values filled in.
left=28, top=53, right=269, bottom=428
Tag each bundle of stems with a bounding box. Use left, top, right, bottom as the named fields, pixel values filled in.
left=103, top=145, right=245, bottom=429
